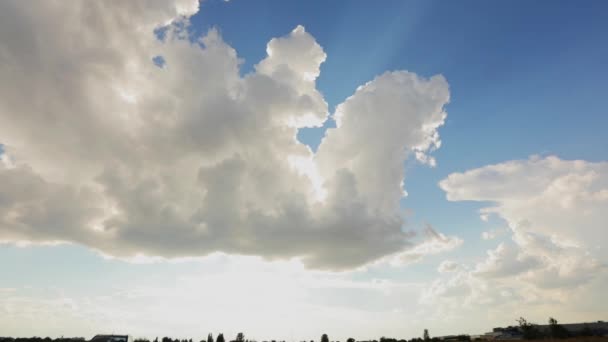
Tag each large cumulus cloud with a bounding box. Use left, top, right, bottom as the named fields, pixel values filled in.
left=0, top=0, right=451, bottom=269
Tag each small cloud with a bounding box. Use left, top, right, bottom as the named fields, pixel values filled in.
left=481, top=227, right=508, bottom=240
left=391, top=224, right=463, bottom=266
left=437, top=260, right=460, bottom=273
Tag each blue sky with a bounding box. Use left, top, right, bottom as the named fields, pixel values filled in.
left=1, top=0, right=607, bottom=340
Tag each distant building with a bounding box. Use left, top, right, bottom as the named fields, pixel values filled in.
left=90, top=335, right=130, bottom=342
left=537, top=321, right=608, bottom=335
left=479, top=320, right=608, bottom=340
left=437, top=335, right=471, bottom=342
left=479, top=330, right=522, bottom=340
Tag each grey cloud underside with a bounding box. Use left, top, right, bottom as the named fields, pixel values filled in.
left=0, top=1, right=450, bottom=269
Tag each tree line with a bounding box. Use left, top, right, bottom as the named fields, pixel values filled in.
left=1, top=319, right=606, bottom=342
left=0, top=332, right=460, bottom=342
left=0, top=332, right=456, bottom=342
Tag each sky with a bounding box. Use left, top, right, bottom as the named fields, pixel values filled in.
left=1, top=0, right=607, bottom=340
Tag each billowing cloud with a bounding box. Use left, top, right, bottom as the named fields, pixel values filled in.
left=440, top=155, right=607, bottom=287
left=0, top=1, right=451, bottom=269
left=440, top=155, right=608, bottom=250
left=413, top=155, right=608, bottom=324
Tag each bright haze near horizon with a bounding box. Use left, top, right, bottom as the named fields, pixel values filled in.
left=1, top=0, right=607, bottom=340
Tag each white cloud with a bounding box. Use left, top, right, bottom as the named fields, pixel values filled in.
left=316, top=72, right=448, bottom=216
left=0, top=1, right=452, bottom=270
left=440, top=155, right=608, bottom=252
left=390, top=225, right=462, bottom=266
left=473, top=243, right=542, bottom=279
left=420, top=255, right=608, bottom=329
left=437, top=260, right=461, bottom=273
left=438, top=155, right=608, bottom=299
left=481, top=227, right=508, bottom=240
left=410, top=155, right=608, bottom=326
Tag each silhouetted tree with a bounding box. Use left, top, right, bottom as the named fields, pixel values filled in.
left=217, top=334, right=225, bottom=342
left=236, top=334, right=244, bottom=342
left=207, top=334, right=214, bottom=342
left=548, top=317, right=569, bottom=339
left=517, top=317, right=543, bottom=339
left=423, top=330, right=430, bottom=342
left=347, top=338, right=355, bottom=342
left=321, top=334, right=329, bottom=342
